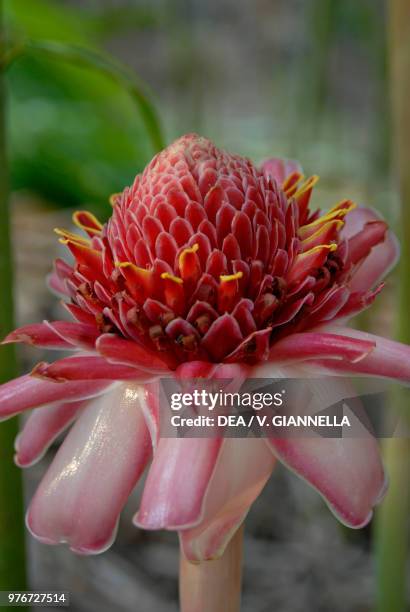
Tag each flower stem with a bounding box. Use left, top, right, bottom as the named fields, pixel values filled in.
left=179, top=526, right=244, bottom=612
left=375, top=439, right=410, bottom=612
left=374, top=2, right=410, bottom=611
left=0, top=0, right=28, bottom=593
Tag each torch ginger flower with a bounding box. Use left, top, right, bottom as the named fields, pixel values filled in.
left=1, top=133, right=409, bottom=560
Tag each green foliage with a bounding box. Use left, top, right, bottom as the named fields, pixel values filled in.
left=4, top=0, right=161, bottom=216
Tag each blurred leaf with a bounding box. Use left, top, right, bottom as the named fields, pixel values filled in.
left=4, top=0, right=98, bottom=44
left=4, top=0, right=164, bottom=214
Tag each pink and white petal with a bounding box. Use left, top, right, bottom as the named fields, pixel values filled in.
left=180, top=437, right=275, bottom=562
left=342, top=206, right=399, bottom=291
left=265, top=377, right=386, bottom=528
left=134, top=361, right=250, bottom=531
left=96, top=334, right=175, bottom=373
left=135, top=437, right=223, bottom=530
left=3, top=323, right=75, bottom=350
left=268, top=332, right=375, bottom=365
left=44, top=321, right=100, bottom=350
left=343, top=206, right=387, bottom=239
left=46, top=271, right=70, bottom=298
left=26, top=383, right=151, bottom=554
left=0, top=375, right=113, bottom=421
left=15, top=400, right=87, bottom=467
left=32, top=355, right=156, bottom=383
left=310, top=326, right=410, bottom=383
left=334, top=284, right=384, bottom=321
left=136, top=381, right=161, bottom=451
left=260, top=158, right=303, bottom=185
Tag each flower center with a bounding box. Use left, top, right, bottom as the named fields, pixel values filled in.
left=54, top=134, right=381, bottom=365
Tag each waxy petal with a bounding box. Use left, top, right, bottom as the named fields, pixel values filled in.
left=15, top=401, right=86, bottom=467
left=342, top=206, right=399, bottom=291
left=96, top=334, right=175, bottom=372
left=0, top=375, right=112, bottom=420
left=261, top=158, right=303, bottom=186
left=202, top=315, right=243, bottom=361
left=311, top=326, right=410, bottom=383
left=44, top=321, right=100, bottom=350
left=3, top=323, right=76, bottom=350
left=27, top=383, right=151, bottom=554
left=31, top=355, right=155, bottom=382
left=265, top=377, right=386, bottom=528
left=180, top=438, right=275, bottom=562
left=135, top=437, right=223, bottom=530
left=268, top=332, right=375, bottom=365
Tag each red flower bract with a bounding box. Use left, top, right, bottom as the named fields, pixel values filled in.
left=52, top=134, right=388, bottom=365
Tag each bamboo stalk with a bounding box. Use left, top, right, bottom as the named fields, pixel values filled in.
left=374, top=2, right=410, bottom=611
left=0, top=0, right=28, bottom=593
left=179, top=526, right=244, bottom=612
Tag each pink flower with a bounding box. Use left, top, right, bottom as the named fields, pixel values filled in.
left=1, top=133, right=408, bottom=561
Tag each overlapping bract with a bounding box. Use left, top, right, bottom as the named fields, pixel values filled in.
left=40, top=134, right=392, bottom=365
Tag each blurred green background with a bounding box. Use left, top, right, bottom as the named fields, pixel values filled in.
left=5, top=0, right=156, bottom=214
left=5, top=0, right=395, bottom=219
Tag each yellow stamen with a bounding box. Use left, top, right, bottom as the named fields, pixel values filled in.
left=179, top=243, right=199, bottom=257
left=116, top=261, right=150, bottom=275
left=283, top=172, right=305, bottom=192
left=220, top=271, right=243, bottom=283
left=178, top=243, right=199, bottom=266
left=54, top=228, right=91, bottom=245
left=327, top=199, right=357, bottom=215
left=161, top=272, right=184, bottom=285
left=72, top=211, right=103, bottom=235
left=293, top=175, right=320, bottom=199
left=109, top=192, right=121, bottom=207
left=299, top=201, right=356, bottom=234
left=300, top=219, right=344, bottom=245
left=304, top=243, right=338, bottom=256
left=58, top=238, right=100, bottom=255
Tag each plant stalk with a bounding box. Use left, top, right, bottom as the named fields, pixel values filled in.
left=375, top=2, right=410, bottom=611
left=0, top=0, right=28, bottom=593
left=179, top=526, right=244, bottom=612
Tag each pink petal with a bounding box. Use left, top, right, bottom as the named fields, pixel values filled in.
left=264, top=377, right=386, bottom=528
left=334, top=284, right=384, bottom=321
left=135, top=437, right=223, bottom=530
left=180, top=438, right=275, bottom=562
left=202, top=314, right=243, bottom=362
left=15, top=401, right=86, bottom=467
left=260, top=158, right=303, bottom=185
left=343, top=206, right=388, bottom=239
left=342, top=206, right=399, bottom=291
left=31, top=355, right=155, bottom=382
left=26, top=383, right=151, bottom=554
left=268, top=332, right=375, bottom=364
left=44, top=321, right=100, bottom=350
left=96, top=334, right=175, bottom=372
left=137, top=381, right=161, bottom=451
left=224, top=328, right=272, bottom=363
left=46, top=271, right=70, bottom=298
left=310, top=326, right=410, bottom=383
left=0, top=375, right=112, bottom=420
left=3, top=323, right=75, bottom=350
left=346, top=221, right=388, bottom=265
left=135, top=363, right=249, bottom=530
